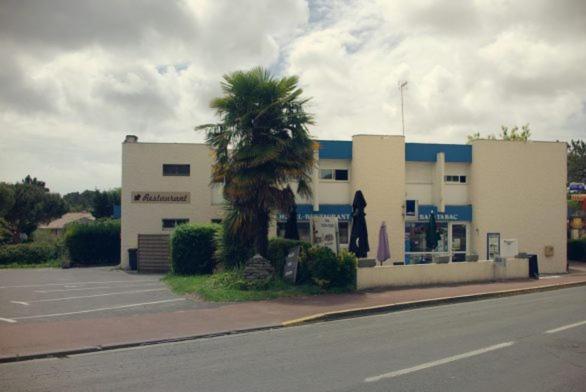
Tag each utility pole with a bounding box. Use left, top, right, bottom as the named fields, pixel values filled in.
left=399, top=80, right=408, bottom=136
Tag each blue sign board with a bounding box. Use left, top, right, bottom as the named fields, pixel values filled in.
left=417, top=205, right=472, bottom=221
left=277, top=204, right=352, bottom=221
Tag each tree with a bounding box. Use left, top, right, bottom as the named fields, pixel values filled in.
left=92, top=189, right=121, bottom=218
left=0, top=179, right=67, bottom=243
left=567, top=139, right=586, bottom=184
left=468, top=124, right=532, bottom=142
left=64, top=190, right=96, bottom=212
left=197, top=67, right=315, bottom=256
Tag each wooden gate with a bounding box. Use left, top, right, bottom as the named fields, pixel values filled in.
left=137, top=234, right=170, bottom=273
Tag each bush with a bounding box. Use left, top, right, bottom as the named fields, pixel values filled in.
left=568, top=239, right=586, bottom=261
left=215, top=222, right=254, bottom=269
left=0, top=242, right=60, bottom=265
left=267, top=238, right=311, bottom=278
left=64, top=219, right=120, bottom=265
left=172, top=223, right=220, bottom=275
left=336, top=249, right=358, bottom=289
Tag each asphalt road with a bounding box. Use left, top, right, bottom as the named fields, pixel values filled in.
left=0, top=268, right=216, bottom=324
left=1, top=286, right=585, bottom=392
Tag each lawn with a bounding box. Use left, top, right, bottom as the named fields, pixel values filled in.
left=163, top=271, right=338, bottom=302
left=0, top=259, right=62, bottom=269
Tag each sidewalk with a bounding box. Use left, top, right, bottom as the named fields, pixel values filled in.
left=2, top=264, right=585, bottom=362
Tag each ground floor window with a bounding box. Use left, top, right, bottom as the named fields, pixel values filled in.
left=404, top=221, right=468, bottom=264
left=276, top=220, right=349, bottom=245
left=162, top=218, right=189, bottom=230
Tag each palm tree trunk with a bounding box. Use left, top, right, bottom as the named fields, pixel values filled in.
left=254, top=210, right=269, bottom=257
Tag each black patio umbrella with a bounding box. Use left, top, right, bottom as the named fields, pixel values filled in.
left=426, top=211, right=439, bottom=251
left=284, top=204, right=300, bottom=240
left=349, top=190, right=369, bottom=258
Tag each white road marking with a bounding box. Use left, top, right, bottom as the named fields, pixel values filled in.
left=545, top=320, right=586, bottom=334
left=35, top=283, right=160, bottom=293
left=364, top=341, right=515, bottom=383
left=0, top=280, right=160, bottom=289
left=0, top=317, right=17, bottom=323
left=10, top=301, right=29, bottom=306
left=12, top=298, right=186, bottom=320
left=25, top=288, right=168, bottom=303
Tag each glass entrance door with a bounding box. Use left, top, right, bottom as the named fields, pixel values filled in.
left=450, top=223, right=468, bottom=262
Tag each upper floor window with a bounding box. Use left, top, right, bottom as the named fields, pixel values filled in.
left=445, top=175, right=467, bottom=184
left=319, top=168, right=349, bottom=181
left=406, top=200, right=418, bottom=217
left=162, top=218, right=189, bottom=230
left=163, top=164, right=190, bottom=176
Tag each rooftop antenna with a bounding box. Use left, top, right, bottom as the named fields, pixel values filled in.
left=399, top=80, right=408, bottom=136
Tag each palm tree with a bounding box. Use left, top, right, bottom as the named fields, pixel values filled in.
left=197, top=67, right=315, bottom=256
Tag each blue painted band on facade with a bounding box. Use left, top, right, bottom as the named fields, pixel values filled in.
left=405, top=143, right=472, bottom=163
left=317, top=140, right=352, bottom=159
left=277, top=204, right=353, bottom=221
left=416, top=205, right=473, bottom=221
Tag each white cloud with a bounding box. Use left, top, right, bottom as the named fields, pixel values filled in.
left=0, top=0, right=584, bottom=193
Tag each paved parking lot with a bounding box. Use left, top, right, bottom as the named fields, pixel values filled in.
left=0, top=267, right=213, bottom=324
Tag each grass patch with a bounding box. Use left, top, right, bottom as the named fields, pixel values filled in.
left=163, top=270, right=342, bottom=302
left=0, top=259, right=62, bottom=269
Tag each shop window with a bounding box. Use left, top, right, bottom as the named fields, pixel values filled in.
left=319, top=168, right=349, bottom=181
left=276, top=221, right=312, bottom=243
left=163, top=164, right=190, bottom=176
left=338, top=221, right=349, bottom=244
left=162, top=218, right=189, bottom=230
left=404, top=221, right=448, bottom=253
left=444, top=175, right=466, bottom=184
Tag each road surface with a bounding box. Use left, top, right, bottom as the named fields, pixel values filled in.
left=1, top=286, right=585, bottom=391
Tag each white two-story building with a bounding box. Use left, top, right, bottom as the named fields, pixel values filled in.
left=121, top=134, right=567, bottom=274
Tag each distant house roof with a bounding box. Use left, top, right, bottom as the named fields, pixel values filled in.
left=38, top=212, right=95, bottom=230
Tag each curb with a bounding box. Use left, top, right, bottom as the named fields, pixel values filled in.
left=281, top=280, right=586, bottom=326
left=2, top=279, right=585, bottom=364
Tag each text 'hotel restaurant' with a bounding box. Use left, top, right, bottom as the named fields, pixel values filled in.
left=120, top=134, right=567, bottom=274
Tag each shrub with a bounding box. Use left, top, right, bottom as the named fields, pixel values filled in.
left=336, top=249, right=358, bottom=289
left=568, top=239, right=586, bottom=262
left=306, top=246, right=340, bottom=288
left=215, top=222, right=254, bottom=269
left=172, top=223, right=220, bottom=275
left=64, top=219, right=120, bottom=265
left=0, top=242, right=60, bottom=265
left=267, top=238, right=311, bottom=278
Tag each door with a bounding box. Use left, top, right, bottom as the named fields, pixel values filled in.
left=449, top=223, right=468, bottom=262
left=138, top=234, right=171, bottom=273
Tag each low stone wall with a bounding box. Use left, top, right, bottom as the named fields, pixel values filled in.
left=357, top=258, right=529, bottom=290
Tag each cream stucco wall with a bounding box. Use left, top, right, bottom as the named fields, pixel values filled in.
left=357, top=258, right=529, bottom=290
left=351, top=135, right=405, bottom=262
left=121, top=141, right=222, bottom=269
left=470, top=140, right=567, bottom=273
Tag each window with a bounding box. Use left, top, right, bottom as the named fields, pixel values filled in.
left=162, top=218, right=189, bottom=230
left=319, top=169, right=333, bottom=180
left=163, top=164, right=190, bottom=176
left=444, top=175, right=466, bottom=184
left=338, top=221, right=349, bottom=244
left=319, top=168, right=349, bottom=181
left=211, top=218, right=222, bottom=224
left=335, top=169, right=348, bottom=181
left=405, top=200, right=417, bottom=217
left=276, top=221, right=311, bottom=243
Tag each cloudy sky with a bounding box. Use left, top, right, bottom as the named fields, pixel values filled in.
left=1, top=0, right=585, bottom=194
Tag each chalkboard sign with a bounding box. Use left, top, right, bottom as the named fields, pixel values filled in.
left=283, top=246, right=300, bottom=284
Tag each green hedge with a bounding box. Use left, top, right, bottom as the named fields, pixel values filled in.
left=568, top=239, right=586, bottom=261
left=64, top=219, right=120, bottom=265
left=172, top=223, right=220, bottom=275
left=0, top=242, right=60, bottom=265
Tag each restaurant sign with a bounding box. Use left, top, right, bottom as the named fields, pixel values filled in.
left=131, top=192, right=190, bottom=204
